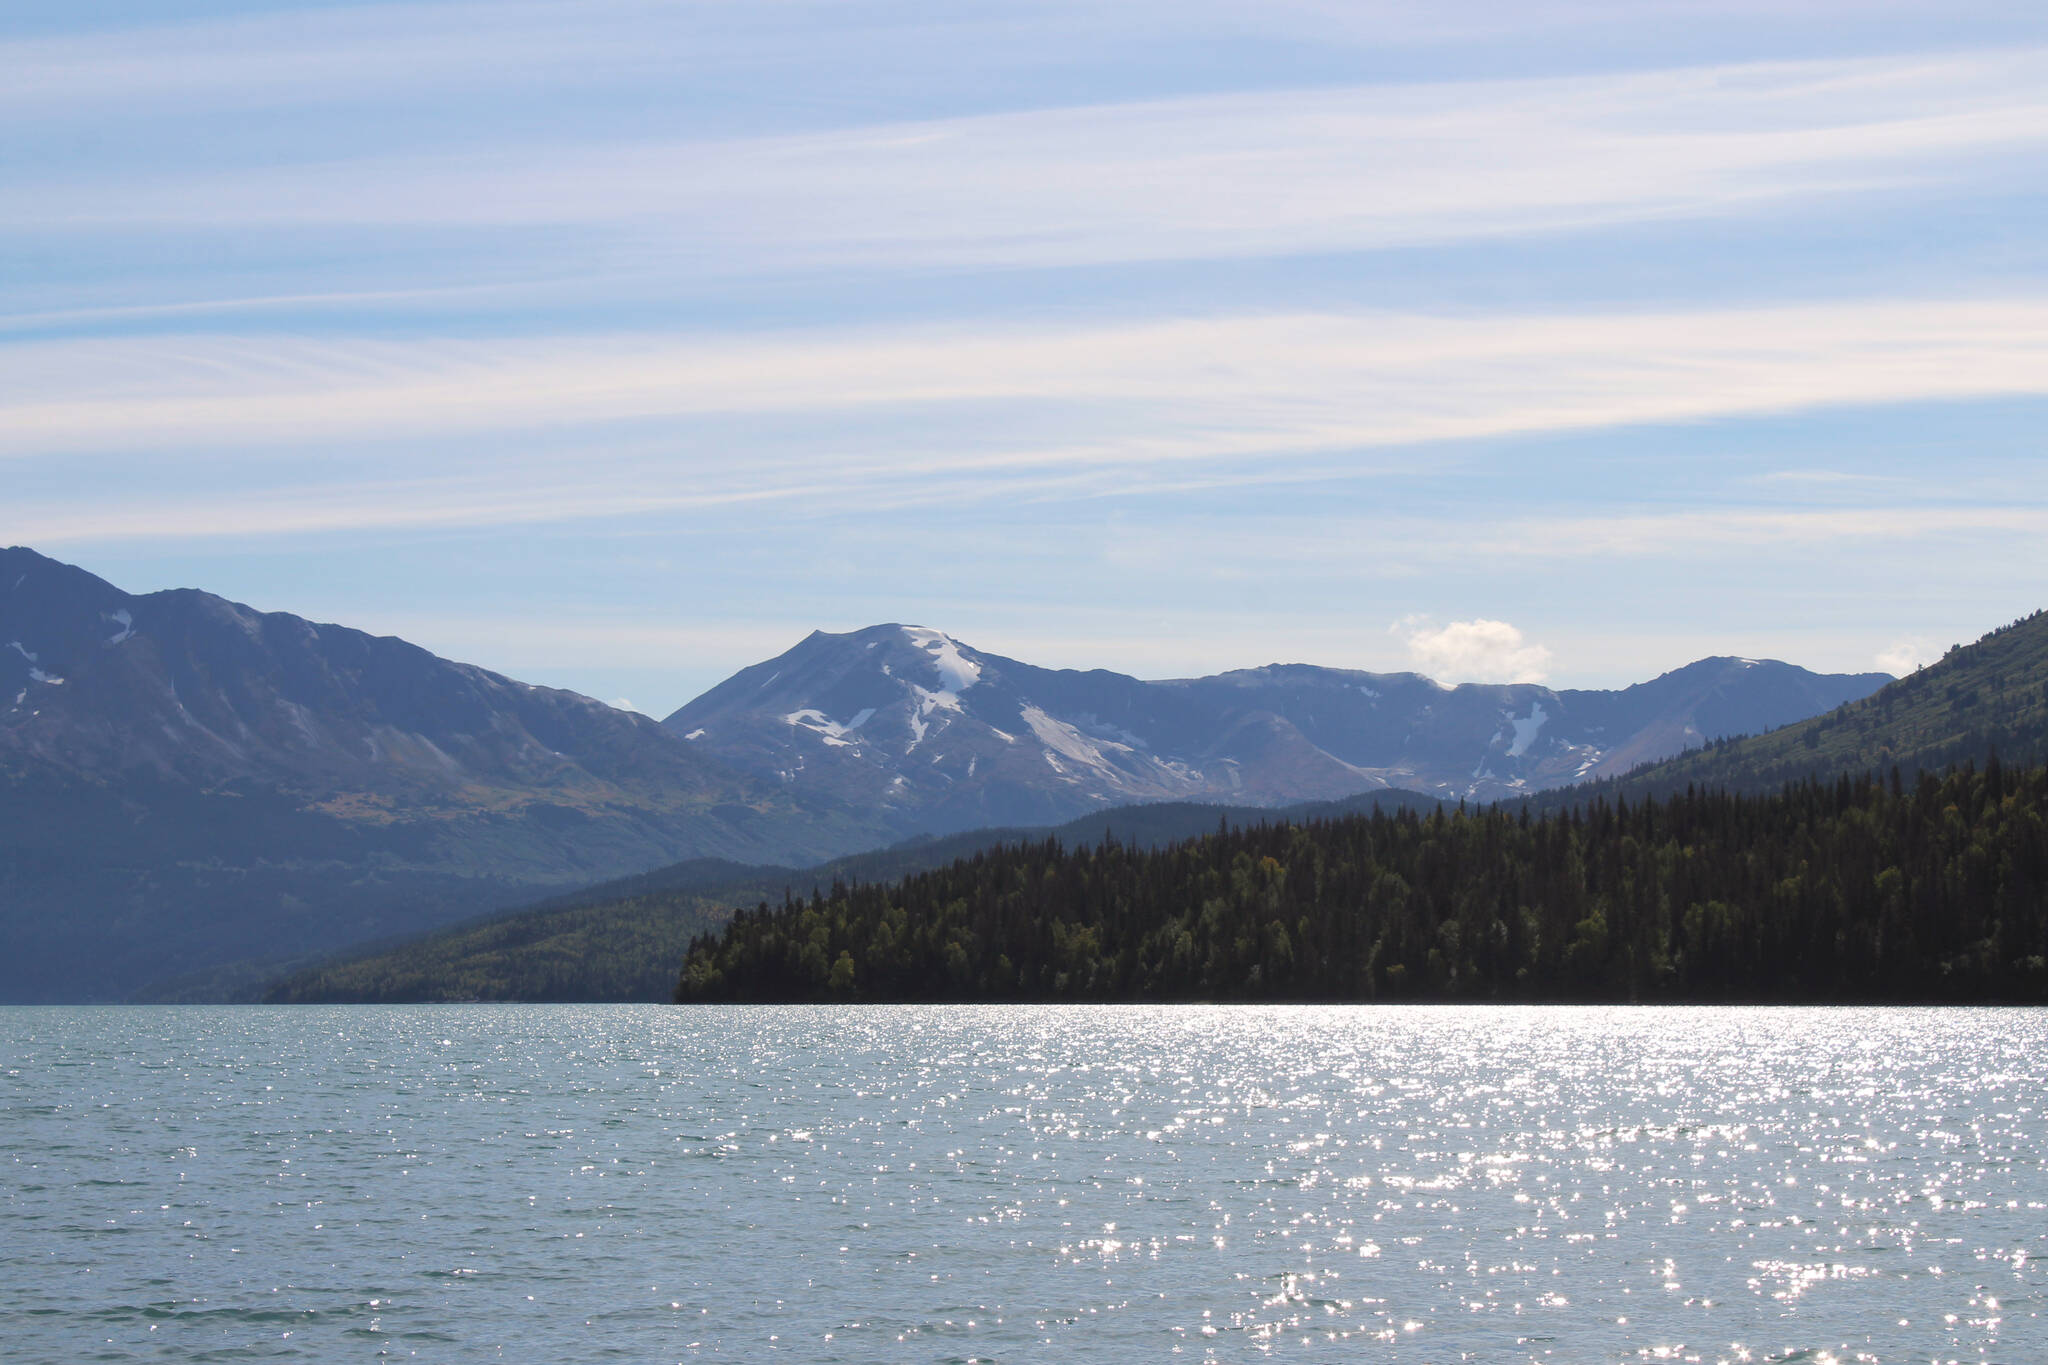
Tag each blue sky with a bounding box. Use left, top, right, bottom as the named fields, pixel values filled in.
left=7, top=1, right=2048, bottom=715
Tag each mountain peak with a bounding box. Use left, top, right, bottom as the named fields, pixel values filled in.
left=2, top=545, right=125, bottom=605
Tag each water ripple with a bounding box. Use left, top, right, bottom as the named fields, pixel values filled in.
left=2, top=1004, right=2044, bottom=1361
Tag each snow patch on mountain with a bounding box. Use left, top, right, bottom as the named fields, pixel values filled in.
left=903, top=626, right=982, bottom=693
left=10, top=640, right=65, bottom=686
left=1020, top=704, right=1135, bottom=780
left=905, top=680, right=965, bottom=752
left=1071, top=713, right=1149, bottom=749
left=1506, top=700, right=1548, bottom=757
left=105, top=610, right=135, bottom=646
left=784, top=707, right=876, bottom=748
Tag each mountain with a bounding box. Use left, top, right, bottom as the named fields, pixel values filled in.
left=1590, top=609, right=2048, bottom=802
left=0, top=548, right=890, bottom=1001
left=0, top=544, right=1912, bottom=1003
left=664, top=624, right=1893, bottom=827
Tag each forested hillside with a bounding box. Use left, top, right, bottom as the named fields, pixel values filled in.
left=677, top=762, right=2048, bottom=1004
left=264, top=796, right=1436, bottom=1002
left=1597, top=611, right=2048, bottom=802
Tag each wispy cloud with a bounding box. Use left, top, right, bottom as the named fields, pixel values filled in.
left=1106, top=504, right=2048, bottom=575
left=13, top=1, right=2020, bottom=115
left=12, top=47, right=2048, bottom=279
left=1486, top=506, right=2048, bottom=556
left=8, top=298, right=2048, bottom=478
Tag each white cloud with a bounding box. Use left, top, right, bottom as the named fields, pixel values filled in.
left=1874, top=638, right=1939, bottom=675
left=1402, top=618, right=1554, bottom=684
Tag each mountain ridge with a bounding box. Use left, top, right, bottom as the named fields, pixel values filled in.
left=664, top=622, right=1892, bottom=825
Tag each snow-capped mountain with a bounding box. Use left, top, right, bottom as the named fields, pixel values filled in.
left=665, top=625, right=1893, bottom=829
left=0, top=548, right=889, bottom=1000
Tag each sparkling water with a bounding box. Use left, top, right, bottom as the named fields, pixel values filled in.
left=4, top=1005, right=2042, bottom=1362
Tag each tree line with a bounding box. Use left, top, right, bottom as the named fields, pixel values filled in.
left=675, top=761, right=2048, bottom=1004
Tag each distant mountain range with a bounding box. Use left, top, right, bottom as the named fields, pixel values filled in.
left=277, top=609, right=2048, bottom=1006
left=665, top=623, right=1891, bottom=823
left=0, top=546, right=1895, bottom=1001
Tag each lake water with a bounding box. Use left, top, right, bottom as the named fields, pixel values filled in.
left=3, top=1005, right=2042, bottom=1363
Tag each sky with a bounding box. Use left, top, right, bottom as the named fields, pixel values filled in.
left=6, top=1, right=2048, bottom=715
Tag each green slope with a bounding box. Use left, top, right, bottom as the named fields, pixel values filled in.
left=261, top=791, right=1442, bottom=1002
left=1584, top=610, right=2048, bottom=804
left=677, top=765, right=2048, bottom=1005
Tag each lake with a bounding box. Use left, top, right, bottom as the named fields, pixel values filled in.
left=3, top=1005, right=2042, bottom=1362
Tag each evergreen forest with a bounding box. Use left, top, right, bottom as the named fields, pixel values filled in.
left=676, top=761, right=2048, bottom=1004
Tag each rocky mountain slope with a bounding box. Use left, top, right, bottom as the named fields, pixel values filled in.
left=665, top=624, right=1892, bottom=829
left=0, top=548, right=889, bottom=1001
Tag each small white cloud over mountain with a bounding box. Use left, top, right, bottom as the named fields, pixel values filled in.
left=1874, top=639, right=1938, bottom=676
left=1402, top=618, right=1553, bottom=685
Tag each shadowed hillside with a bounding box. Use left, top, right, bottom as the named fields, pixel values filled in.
left=260, top=793, right=1443, bottom=1002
